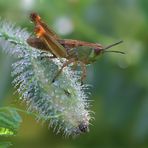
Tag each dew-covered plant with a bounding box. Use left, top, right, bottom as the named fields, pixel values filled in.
left=0, top=19, right=92, bottom=136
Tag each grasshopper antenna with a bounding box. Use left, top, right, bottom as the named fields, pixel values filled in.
left=103, top=40, right=125, bottom=54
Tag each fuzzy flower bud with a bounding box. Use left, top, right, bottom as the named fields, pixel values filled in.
left=0, top=19, right=92, bottom=136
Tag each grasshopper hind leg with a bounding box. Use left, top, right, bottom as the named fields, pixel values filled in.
left=52, top=59, right=87, bottom=85
left=79, top=62, right=87, bottom=85
left=52, top=58, right=76, bottom=83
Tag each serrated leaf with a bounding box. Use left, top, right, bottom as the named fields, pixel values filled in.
left=0, top=107, right=22, bottom=136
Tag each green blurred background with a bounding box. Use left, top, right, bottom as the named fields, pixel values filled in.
left=0, top=0, right=148, bottom=147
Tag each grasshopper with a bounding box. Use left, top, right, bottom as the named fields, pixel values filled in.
left=27, top=13, right=124, bottom=83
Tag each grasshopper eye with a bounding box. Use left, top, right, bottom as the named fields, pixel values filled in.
left=94, top=47, right=102, bottom=55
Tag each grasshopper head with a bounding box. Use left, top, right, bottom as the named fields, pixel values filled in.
left=94, top=46, right=103, bottom=55
left=93, top=40, right=124, bottom=62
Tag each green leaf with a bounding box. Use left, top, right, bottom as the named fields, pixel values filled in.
left=0, top=107, right=22, bottom=136
left=0, top=142, right=12, bottom=148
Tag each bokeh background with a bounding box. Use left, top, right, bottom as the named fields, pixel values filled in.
left=0, top=0, right=148, bottom=147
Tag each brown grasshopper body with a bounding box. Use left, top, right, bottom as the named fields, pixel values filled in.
left=27, top=13, right=123, bottom=83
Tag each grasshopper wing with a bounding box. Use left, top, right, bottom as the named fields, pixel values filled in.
left=35, top=25, right=67, bottom=58
left=30, top=12, right=60, bottom=40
